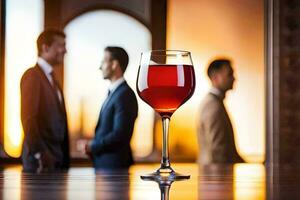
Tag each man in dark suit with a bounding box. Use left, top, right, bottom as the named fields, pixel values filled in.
left=198, top=59, right=244, bottom=164
left=85, top=47, right=138, bottom=170
left=20, top=30, right=69, bottom=172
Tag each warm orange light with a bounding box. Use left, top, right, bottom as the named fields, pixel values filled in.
left=3, top=166, right=22, bottom=199
left=234, top=164, right=266, bottom=200
left=4, top=0, right=44, bottom=157
left=166, top=0, right=265, bottom=162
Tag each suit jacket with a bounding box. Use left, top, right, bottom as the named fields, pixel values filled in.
left=91, top=81, right=138, bottom=169
left=20, top=65, right=70, bottom=172
left=198, top=92, right=244, bottom=164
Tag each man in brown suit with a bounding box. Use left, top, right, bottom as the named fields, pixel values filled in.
left=198, top=59, right=244, bottom=164
left=20, top=30, right=69, bottom=172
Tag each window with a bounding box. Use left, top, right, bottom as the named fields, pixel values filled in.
left=4, top=0, right=44, bottom=157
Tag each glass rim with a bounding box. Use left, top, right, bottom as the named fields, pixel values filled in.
left=141, top=50, right=191, bottom=56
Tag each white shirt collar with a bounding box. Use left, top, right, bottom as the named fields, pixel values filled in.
left=37, top=57, right=53, bottom=75
left=109, top=77, right=125, bottom=94
left=210, top=87, right=225, bottom=99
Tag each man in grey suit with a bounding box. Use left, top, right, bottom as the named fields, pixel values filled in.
left=21, top=30, right=69, bottom=172
left=198, top=59, right=244, bottom=164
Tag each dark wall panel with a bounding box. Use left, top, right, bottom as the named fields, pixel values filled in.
left=267, top=0, right=300, bottom=165
left=0, top=0, right=5, bottom=150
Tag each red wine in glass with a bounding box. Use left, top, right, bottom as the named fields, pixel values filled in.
left=138, top=64, right=195, bottom=117
left=137, top=50, right=196, bottom=182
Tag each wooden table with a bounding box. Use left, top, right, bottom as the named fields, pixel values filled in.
left=0, top=163, right=296, bottom=199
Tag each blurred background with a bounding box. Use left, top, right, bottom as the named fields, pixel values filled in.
left=0, top=0, right=264, bottom=163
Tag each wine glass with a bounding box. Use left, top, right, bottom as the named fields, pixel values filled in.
left=137, top=50, right=196, bottom=181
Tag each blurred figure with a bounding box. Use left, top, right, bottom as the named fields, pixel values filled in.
left=85, top=47, right=138, bottom=170
left=198, top=59, right=244, bottom=164
left=20, top=29, right=69, bottom=172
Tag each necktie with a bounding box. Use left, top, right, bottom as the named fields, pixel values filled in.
left=102, top=89, right=112, bottom=110
left=95, top=89, right=112, bottom=130
left=50, top=72, right=63, bottom=103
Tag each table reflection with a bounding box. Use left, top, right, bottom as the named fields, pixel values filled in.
left=2, top=166, right=22, bottom=200
left=95, top=170, right=130, bottom=200
left=0, top=163, right=269, bottom=200
left=198, top=165, right=234, bottom=199
left=140, top=176, right=177, bottom=200
left=21, top=172, right=67, bottom=200
left=234, top=164, right=265, bottom=200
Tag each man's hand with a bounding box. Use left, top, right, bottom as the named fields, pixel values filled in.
left=40, top=152, right=55, bottom=172
left=85, top=140, right=93, bottom=158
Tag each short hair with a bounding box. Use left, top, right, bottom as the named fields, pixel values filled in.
left=105, top=46, right=129, bottom=73
left=37, top=29, right=66, bottom=56
left=207, top=59, right=231, bottom=79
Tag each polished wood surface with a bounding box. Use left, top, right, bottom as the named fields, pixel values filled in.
left=0, top=163, right=284, bottom=200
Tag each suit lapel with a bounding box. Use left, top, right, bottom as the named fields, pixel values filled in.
left=95, top=82, right=127, bottom=131
left=215, top=95, right=236, bottom=151
left=35, top=65, right=65, bottom=115
left=103, top=81, right=127, bottom=112
left=209, top=92, right=234, bottom=133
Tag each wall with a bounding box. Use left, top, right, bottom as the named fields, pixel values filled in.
left=165, top=0, right=265, bottom=162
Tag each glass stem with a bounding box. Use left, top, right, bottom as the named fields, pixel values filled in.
left=160, top=183, right=171, bottom=200
left=161, top=117, right=171, bottom=169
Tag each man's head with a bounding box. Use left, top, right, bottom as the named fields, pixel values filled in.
left=207, top=59, right=235, bottom=92
left=37, top=29, right=66, bottom=66
left=100, top=46, right=129, bottom=81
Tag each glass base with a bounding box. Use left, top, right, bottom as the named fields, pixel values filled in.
left=141, top=167, right=190, bottom=182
